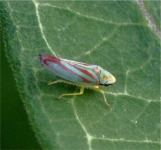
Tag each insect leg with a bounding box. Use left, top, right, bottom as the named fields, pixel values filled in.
left=58, top=86, right=84, bottom=99
left=93, top=87, right=111, bottom=109
left=48, top=79, right=71, bottom=85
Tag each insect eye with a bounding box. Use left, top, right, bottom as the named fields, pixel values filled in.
left=102, top=75, right=108, bottom=81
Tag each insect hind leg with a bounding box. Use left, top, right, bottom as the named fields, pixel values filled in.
left=48, top=79, right=68, bottom=85
left=58, top=86, right=84, bottom=99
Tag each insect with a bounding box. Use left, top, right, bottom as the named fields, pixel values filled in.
left=39, top=54, right=116, bottom=108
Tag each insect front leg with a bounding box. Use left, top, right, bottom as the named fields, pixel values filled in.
left=58, top=86, right=84, bottom=99
left=93, top=87, right=111, bottom=109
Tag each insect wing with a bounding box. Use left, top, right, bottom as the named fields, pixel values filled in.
left=61, top=58, right=100, bottom=85
left=40, top=55, right=100, bottom=85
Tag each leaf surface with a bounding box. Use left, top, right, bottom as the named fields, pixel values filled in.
left=2, top=1, right=160, bottom=150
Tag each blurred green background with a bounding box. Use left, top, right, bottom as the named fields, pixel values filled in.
left=1, top=28, right=41, bottom=149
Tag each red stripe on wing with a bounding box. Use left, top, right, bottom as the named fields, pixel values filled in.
left=63, top=59, right=99, bottom=83
left=40, top=55, right=60, bottom=73
left=74, top=65, right=99, bottom=83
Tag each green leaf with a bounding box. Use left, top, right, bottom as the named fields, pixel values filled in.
left=143, top=1, right=161, bottom=31
left=2, top=1, right=160, bottom=150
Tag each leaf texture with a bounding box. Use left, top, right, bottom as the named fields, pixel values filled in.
left=2, top=1, right=160, bottom=150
